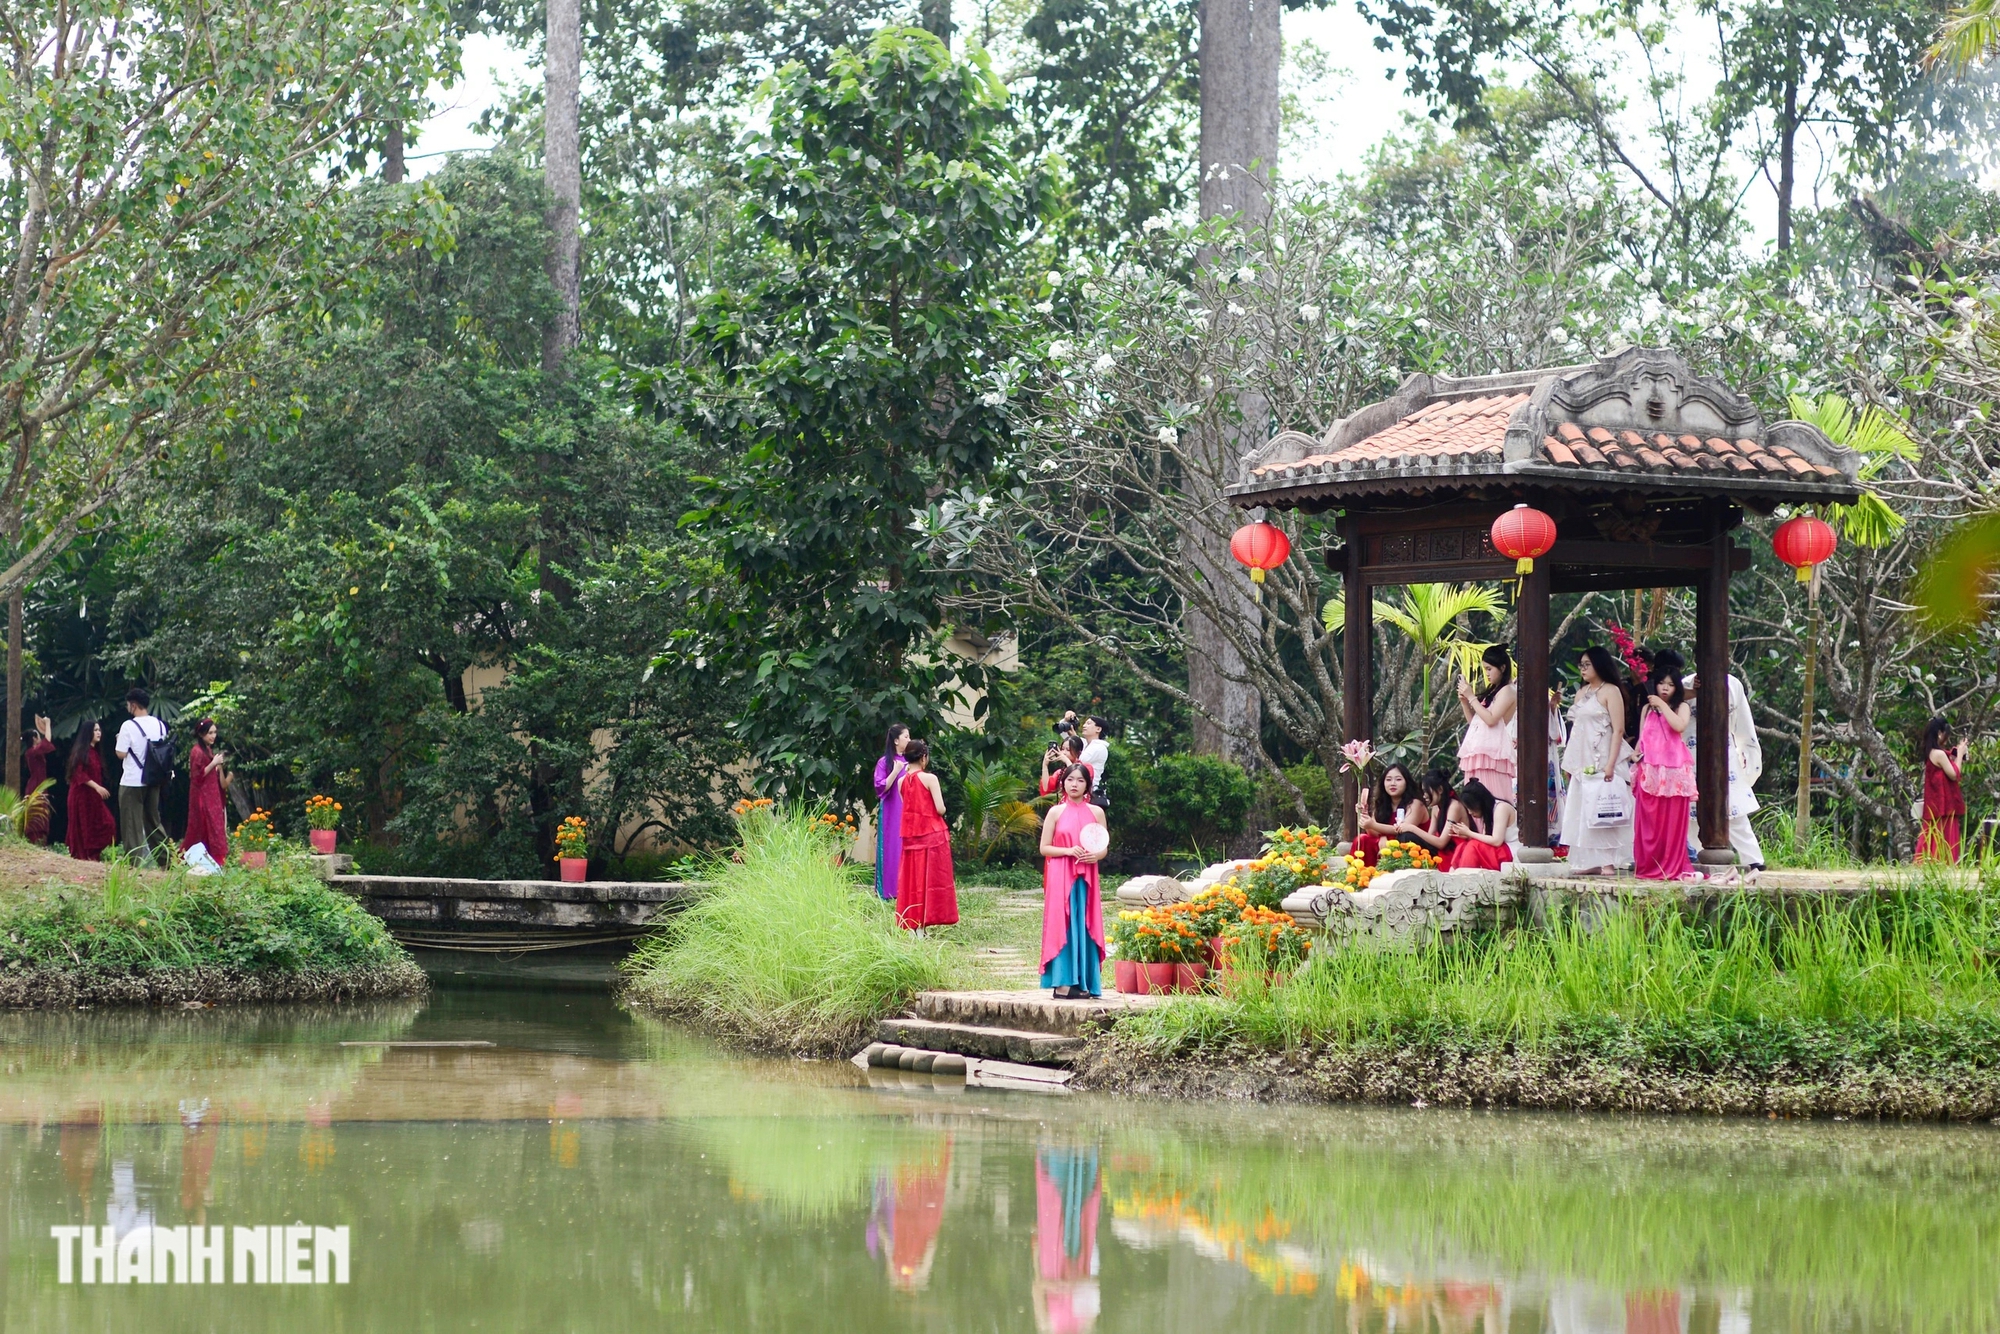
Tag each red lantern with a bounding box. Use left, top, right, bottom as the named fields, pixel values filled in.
left=1229, top=520, right=1291, bottom=584
left=1490, top=504, right=1558, bottom=575
left=1772, top=513, right=1837, bottom=584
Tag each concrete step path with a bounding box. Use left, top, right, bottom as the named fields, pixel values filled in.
left=874, top=1015, right=1082, bottom=1065
left=858, top=988, right=1163, bottom=1081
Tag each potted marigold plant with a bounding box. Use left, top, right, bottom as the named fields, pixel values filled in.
left=1110, top=910, right=1172, bottom=995
left=1184, top=882, right=1249, bottom=969
left=1374, top=839, right=1439, bottom=873
left=305, top=794, right=341, bottom=854
left=234, top=809, right=276, bottom=869
left=1221, top=906, right=1314, bottom=986
left=555, top=816, right=589, bottom=882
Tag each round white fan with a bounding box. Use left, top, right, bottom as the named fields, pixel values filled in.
left=1078, top=823, right=1110, bottom=855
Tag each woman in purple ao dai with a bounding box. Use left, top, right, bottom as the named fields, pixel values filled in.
left=873, top=724, right=912, bottom=903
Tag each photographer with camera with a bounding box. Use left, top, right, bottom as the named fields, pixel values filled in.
left=1075, top=714, right=1110, bottom=809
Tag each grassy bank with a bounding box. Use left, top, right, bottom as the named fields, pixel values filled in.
left=1088, top=880, right=2000, bottom=1116
left=0, top=848, right=425, bottom=1007
left=621, top=809, right=960, bottom=1055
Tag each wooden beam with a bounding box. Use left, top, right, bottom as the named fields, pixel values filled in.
left=1551, top=572, right=1702, bottom=595
left=1516, top=562, right=1552, bottom=857
left=1548, top=539, right=1711, bottom=569
left=1695, top=506, right=1734, bottom=864
left=1342, top=518, right=1371, bottom=844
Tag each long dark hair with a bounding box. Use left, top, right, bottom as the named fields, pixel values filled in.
left=1459, top=777, right=1497, bottom=826
left=1374, top=763, right=1417, bottom=824
left=1922, top=716, right=1954, bottom=761
left=189, top=717, right=216, bottom=753
left=1420, top=768, right=1454, bottom=832
left=1477, top=644, right=1513, bottom=705
left=882, top=722, right=910, bottom=758
left=1059, top=761, right=1094, bottom=796
left=66, top=721, right=100, bottom=782
left=1579, top=645, right=1621, bottom=691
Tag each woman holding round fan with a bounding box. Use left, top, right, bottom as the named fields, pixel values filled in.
left=1039, top=763, right=1108, bottom=1000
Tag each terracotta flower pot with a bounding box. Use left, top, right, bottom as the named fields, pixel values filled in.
left=1113, top=959, right=1142, bottom=994
left=1143, top=962, right=1178, bottom=994
left=1206, top=936, right=1226, bottom=969
left=559, top=857, right=587, bottom=883
left=1174, top=962, right=1210, bottom=993
left=309, top=829, right=336, bottom=854
left=240, top=850, right=267, bottom=869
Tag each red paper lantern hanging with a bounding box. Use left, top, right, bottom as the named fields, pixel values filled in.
left=1229, top=520, right=1291, bottom=584
left=1490, top=504, right=1558, bottom=575
left=1772, top=513, right=1837, bottom=583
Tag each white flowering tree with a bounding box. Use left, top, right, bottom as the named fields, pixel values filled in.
left=920, top=163, right=1656, bottom=809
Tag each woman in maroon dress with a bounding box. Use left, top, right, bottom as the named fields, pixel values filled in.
left=64, top=722, right=117, bottom=862
left=180, top=718, right=228, bottom=865
left=895, top=741, right=958, bottom=931
left=22, top=714, right=55, bottom=842
left=1918, top=715, right=1967, bottom=864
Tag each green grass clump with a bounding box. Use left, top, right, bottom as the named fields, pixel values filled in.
left=0, top=854, right=409, bottom=975
left=1129, top=880, right=2000, bottom=1066
left=621, top=808, right=960, bottom=1054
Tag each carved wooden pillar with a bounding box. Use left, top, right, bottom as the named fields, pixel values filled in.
left=1515, top=560, right=1552, bottom=859
left=1694, top=506, right=1734, bottom=863
left=1340, top=517, right=1371, bottom=844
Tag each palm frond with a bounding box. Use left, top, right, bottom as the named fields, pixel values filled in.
left=1827, top=491, right=1907, bottom=549
left=1929, top=0, right=2000, bottom=73
left=1788, top=392, right=1917, bottom=476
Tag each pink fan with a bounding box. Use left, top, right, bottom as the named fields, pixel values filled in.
left=1078, top=823, right=1110, bottom=855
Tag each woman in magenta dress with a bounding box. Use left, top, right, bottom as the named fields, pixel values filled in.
left=1444, top=779, right=1516, bottom=871
left=1456, top=645, right=1519, bottom=804
left=180, top=718, right=229, bottom=865
left=1918, top=715, right=1967, bottom=863
left=896, top=741, right=958, bottom=930
left=64, top=722, right=117, bottom=863
left=1631, top=651, right=1697, bottom=880
left=872, top=723, right=912, bottom=903
left=1039, top=763, right=1107, bottom=999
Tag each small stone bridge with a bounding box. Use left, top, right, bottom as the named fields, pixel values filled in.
left=327, top=870, right=696, bottom=950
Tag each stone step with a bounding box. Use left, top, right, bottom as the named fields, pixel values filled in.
left=908, top=988, right=1161, bottom=1037
left=851, top=1043, right=1073, bottom=1093
left=875, top=1016, right=1082, bottom=1066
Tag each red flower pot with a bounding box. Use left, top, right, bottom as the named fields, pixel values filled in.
left=1113, top=959, right=1143, bottom=994
left=309, top=829, right=336, bottom=854
left=1143, top=962, right=1178, bottom=994
left=1175, top=962, right=1210, bottom=993
left=239, top=850, right=267, bottom=869
left=1206, top=936, right=1226, bottom=969
left=559, top=857, right=587, bottom=883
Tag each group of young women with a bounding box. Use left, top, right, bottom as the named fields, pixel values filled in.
left=1352, top=640, right=1707, bottom=881
left=874, top=722, right=1107, bottom=1001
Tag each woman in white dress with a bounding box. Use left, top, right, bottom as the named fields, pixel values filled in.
left=1560, top=646, right=1635, bottom=875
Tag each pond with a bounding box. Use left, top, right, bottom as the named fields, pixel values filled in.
left=5, top=956, right=1998, bottom=1332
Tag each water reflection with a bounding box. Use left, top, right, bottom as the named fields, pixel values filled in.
left=1, top=987, right=1996, bottom=1332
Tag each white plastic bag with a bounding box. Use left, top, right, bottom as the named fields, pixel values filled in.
left=1586, top=781, right=1632, bottom=829
left=182, top=843, right=221, bottom=876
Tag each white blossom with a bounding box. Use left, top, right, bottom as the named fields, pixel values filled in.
left=1141, top=215, right=1168, bottom=233
left=1033, top=300, right=1054, bottom=314
left=1093, top=353, right=1115, bottom=372
left=1156, top=426, right=1179, bottom=446
left=1049, top=339, right=1073, bottom=360
left=1046, top=270, right=1064, bottom=287
left=1300, top=303, right=1321, bottom=322
left=980, top=391, right=1005, bottom=407
left=1236, top=266, right=1256, bottom=283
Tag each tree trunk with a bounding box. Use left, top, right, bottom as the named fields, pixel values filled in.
left=921, top=0, right=953, bottom=45
left=5, top=593, right=19, bottom=798
left=1777, top=73, right=1797, bottom=254
left=1187, top=0, right=1280, bottom=764
left=542, top=0, right=583, bottom=373
left=383, top=120, right=406, bottom=184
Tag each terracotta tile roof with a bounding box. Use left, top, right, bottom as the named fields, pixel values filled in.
left=1248, top=401, right=1846, bottom=485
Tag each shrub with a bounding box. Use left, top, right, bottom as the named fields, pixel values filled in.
left=1147, top=753, right=1254, bottom=857
left=622, top=808, right=959, bottom=1055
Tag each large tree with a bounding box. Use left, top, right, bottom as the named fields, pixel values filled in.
left=0, top=0, right=455, bottom=789
left=677, top=28, right=1050, bottom=799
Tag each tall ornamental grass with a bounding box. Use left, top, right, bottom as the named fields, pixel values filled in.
left=1131, top=875, right=2000, bottom=1057
left=622, top=807, right=959, bottom=1054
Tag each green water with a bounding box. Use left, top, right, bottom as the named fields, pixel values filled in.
left=4, top=968, right=1999, bottom=1333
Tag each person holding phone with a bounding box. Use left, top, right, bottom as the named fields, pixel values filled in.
left=1039, top=762, right=1107, bottom=999
left=1919, top=716, right=1968, bottom=863
left=1631, top=651, right=1696, bottom=880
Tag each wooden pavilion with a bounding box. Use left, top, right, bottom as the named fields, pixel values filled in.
left=1228, top=346, right=1862, bottom=865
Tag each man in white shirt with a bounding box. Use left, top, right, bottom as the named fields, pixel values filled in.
left=1076, top=715, right=1110, bottom=810
left=1683, top=672, right=1766, bottom=871
left=113, top=687, right=170, bottom=863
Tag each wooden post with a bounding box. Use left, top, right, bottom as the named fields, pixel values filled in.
left=1515, top=559, right=1551, bottom=859
left=1341, top=517, right=1370, bottom=845
left=1796, top=592, right=1819, bottom=846
left=1694, top=510, right=1734, bottom=864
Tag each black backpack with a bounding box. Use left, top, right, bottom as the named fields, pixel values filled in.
left=140, top=719, right=174, bottom=788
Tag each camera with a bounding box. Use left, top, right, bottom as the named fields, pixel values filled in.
left=1053, top=719, right=1074, bottom=737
